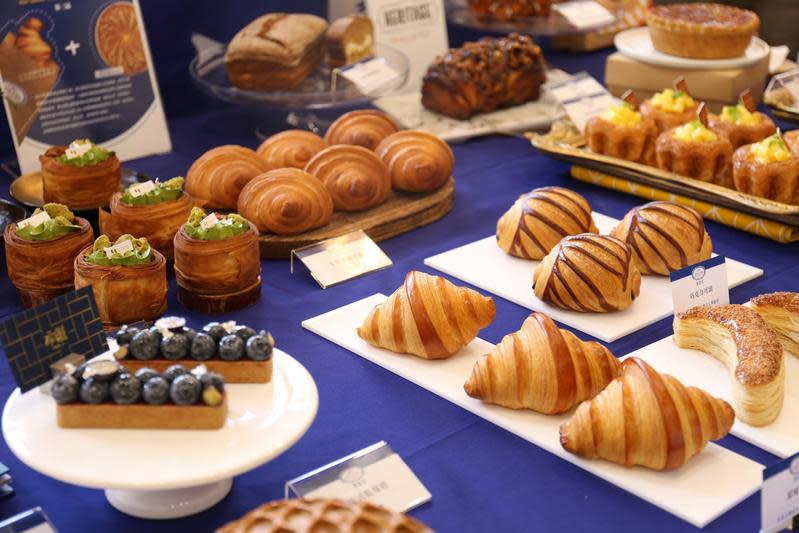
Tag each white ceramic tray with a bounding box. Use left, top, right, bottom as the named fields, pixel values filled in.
left=424, top=212, right=762, bottom=342
left=614, top=27, right=770, bottom=70
left=2, top=350, right=318, bottom=519
left=302, top=294, right=763, bottom=528
left=626, top=336, right=799, bottom=459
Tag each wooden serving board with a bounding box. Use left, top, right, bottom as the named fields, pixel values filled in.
left=258, top=178, right=455, bottom=259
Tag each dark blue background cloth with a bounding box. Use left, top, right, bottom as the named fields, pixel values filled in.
left=1, top=1, right=798, bottom=531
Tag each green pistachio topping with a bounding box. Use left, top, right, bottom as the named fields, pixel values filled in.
left=183, top=207, right=249, bottom=241
left=15, top=203, right=82, bottom=241
left=57, top=139, right=113, bottom=167
left=121, top=177, right=184, bottom=206
left=84, top=234, right=153, bottom=266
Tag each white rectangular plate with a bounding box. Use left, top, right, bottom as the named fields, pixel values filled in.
left=303, top=294, right=763, bottom=528
left=424, top=212, right=763, bottom=342
left=627, top=336, right=799, bottom=459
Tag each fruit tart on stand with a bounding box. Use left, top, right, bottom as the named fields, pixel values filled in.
left=40, top=139, right=120, bottom=209
left=4, top=203, right=93, bottom=307
left=709, top=90, right=776, bottom=150
left=173, top=207, right=261, bottom=313
left=584, top=90, right=658, bottom=166
left=733, top=132, right=799, bottom=205
left=99, top=177, right=193, bottom=261
left=74, top=234, right=167, bottom=329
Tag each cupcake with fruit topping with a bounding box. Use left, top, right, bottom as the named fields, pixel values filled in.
left=4, top=203, right=94, bottom=307
left=40, top=139, right=120, bottom=209
left=655, top=103, right=733, bottom=187
left=585, top=90, right=658, bottom=166
left=709, top=90, right=776, bottom=150
left=733, top=132, right=799, bottom=205
left=74, top=234, right=167, bottom=328
left=640, top=78, right=698, bottom=133
left=100, top=177, right=193, bottom=260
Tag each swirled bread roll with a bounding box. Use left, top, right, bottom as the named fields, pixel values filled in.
left=186, top=145, right=270, bottom=209
left=324, top=109, right=399, bottom=150
left=256, top=130, right=327, bottom=171
left=304, top=145, right=391, bottom=211
left=496, top=187, right=598, bottom=260
left=533, top=234, right=641, bottom=313
left=237, top=168, right=333, bottom=235
left=610, top=201, right=712, bottom=275
left=376, top=130, right=454, bottom=192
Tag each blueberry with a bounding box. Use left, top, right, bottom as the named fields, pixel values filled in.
left=134, top=367, right=159, bottom=383
left=218, top=334, right=244, bottom=361
left=163, top=364, right=189, bottom=383
left=115, top=325, right=139, bottom=346
left=245, top=333, right=274, bottom=361
left=160, top=334, right=189, bottom=360
left=110, top=373, right=141, bottom=404
left=203, top=322, right=228, bottom=341
left=129, top=330, right=160, bottom=360
left=182, top=327, right=197, bottom=342
left=142, top=376, right=169, bottom=405
left=79, top=378, right=109, bottom=404
left=234, top=326, right=257, bottom=341
left=170, top=374, right=201, bottom=405
left=190, top=333, right=216, bottom=361
left=51, top=374, right=79, bottom=404
left=199, top=372, right=225, bottom=393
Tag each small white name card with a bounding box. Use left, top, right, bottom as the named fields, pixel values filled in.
left=338, top=58, right=401, bottom=95
left=15, top=211, right=50, bottom=230
left=669, top=256, right=730, bottom=315
left=127, top=180, right=156, bottom=198
left=286, top=441, right=431, bottom=513
left=104, top=239, right=134, bottom=258
left=548, top=71, right=616, bottom=132
left=554, top=1, right=615, bottom=29
left=761, top=452, right=799, bottom=533
left=292, top=230, right=392, bottom=289
left=199, top=213, right=218, bottom=230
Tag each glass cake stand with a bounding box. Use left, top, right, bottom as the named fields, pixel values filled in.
left=447, top=0, right=620, bottom=36
left=189, top=34, right=410, bottom=137
left=2, top=350, right=318, bottom=519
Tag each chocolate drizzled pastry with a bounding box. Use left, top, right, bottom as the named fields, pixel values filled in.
left=421, top=33, right=546, bottom=120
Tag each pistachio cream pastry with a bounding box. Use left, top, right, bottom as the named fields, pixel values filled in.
left=584, top=91, right=658, bottom=166
left=74, top=234, right=167, bottom=329
left=4, top=203, right=93, bottom=307
left=40, top=139, right=121, bottom=209
left=732, top=132, right=799, bottom=205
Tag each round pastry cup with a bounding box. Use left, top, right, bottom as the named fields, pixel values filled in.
left=4, top=217, right=94, bottom=308
left=640, top=100, right=696, bottom=134
left=655, top=131, right=733, bottom=187
left=585, top=116, right=658, bottom=166
left=40, top=146, right=121, bottom=209
left=74, top=246, right=168, bottom=329
left=708, top=114, right=776, bottom=151
left=732, top=148, right=799, bottom=205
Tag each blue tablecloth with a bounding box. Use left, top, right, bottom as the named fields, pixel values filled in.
left=1, top=4, right=798, bottom=531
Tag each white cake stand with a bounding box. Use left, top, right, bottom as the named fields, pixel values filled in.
left=2, top=350, right=318, bottom=519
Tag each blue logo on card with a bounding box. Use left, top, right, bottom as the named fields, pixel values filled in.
left=692, top=266, right=706, bottom=281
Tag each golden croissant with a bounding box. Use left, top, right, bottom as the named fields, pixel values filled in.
left=185, top=145, right=270, bottom=209
left=304, top=145, right=392, bottom=211
left=464, top=312, right=620, bottom=414
left=376, top=130, right=454, bottom=193
left=256, top=130, right=327, bottom=171
left=325, top=109, right=400, bottom=151
left=357, top=271, right=495, bottom=359
left=560, top=357, right=735, bottom=471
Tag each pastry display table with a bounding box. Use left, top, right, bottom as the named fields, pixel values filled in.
left=1, top=4, right=798, bottom=532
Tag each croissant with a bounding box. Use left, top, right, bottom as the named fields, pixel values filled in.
left=185, top=145, right=270, bottom=209
left=256, top=130, right=327, bottom=171
left=304, top=145, right=391, bottom=211
left=496, top=187, right=598, bottom=260
left=357, top=271, right=496, bottom=359
left=533, top=234, right=641, bottom=313
left=237, top=168, right=333, bottom=235
left=750, top=292, right=799, bottom=358
left=560, top=357, right=735, bottom=471
left=674, top=305, right=785, bottom=426
left=610, top=201, right=712, bottom=275
left=324, top=110, right=400, bottom=151
left=376, top=131, right=454, bottom=193
left=464, top=312, right=620, bottom=414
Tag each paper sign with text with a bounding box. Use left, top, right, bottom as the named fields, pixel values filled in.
left=669, top=255, right=729, bottom=315
left=292, top=230, right=392, bottom=289
left=762, top=452, right=799, bottom=533
left=286, top=441, right=431, bottom=513
left=365, top=0, right=447, bottom=92
left=0, top=0, right=171, bottom=174
left=553, top=1, right=615, bottom=29
left=548, top=71, right=616, bottom=131
left=337, top=57, right=401, bottom=95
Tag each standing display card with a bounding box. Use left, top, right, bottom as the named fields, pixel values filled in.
left=762, top=453, right=799, bottom=533
left=0, top=508, right=57, bottom=533
left=0, top=287, right=107, bottom=392
left=547, top=71, right=616, bottom=131
left=670, top=255, right=730, bottom=314
left=364, top=0, right=447, bottom=92
left=0, top=0, right=171, bottom=174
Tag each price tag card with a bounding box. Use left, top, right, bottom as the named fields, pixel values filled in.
left=548, top=71, right=616, bottom=131
left=286, top=441, right=431, bottom=513
left=0, top=508, right=57, bottom=532
left=669, top=255, right=730, bottom=315
left=104, top=238, right=134, bottom=258
left=554, top=1, right=615, bottom=29
left=762, top=452, right=799, bottom=533
left=127, top=180, right=156, bottom=198
left=199, top=212, right=219, bottom=230
left=291, top=230, right=392, bottom=289
left=15, top=210, right=50, bottom=230
left=336, top=57, right=401, bottom=95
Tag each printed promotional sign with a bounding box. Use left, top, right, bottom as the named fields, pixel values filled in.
left=0, top=0, right=171, bottom=174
